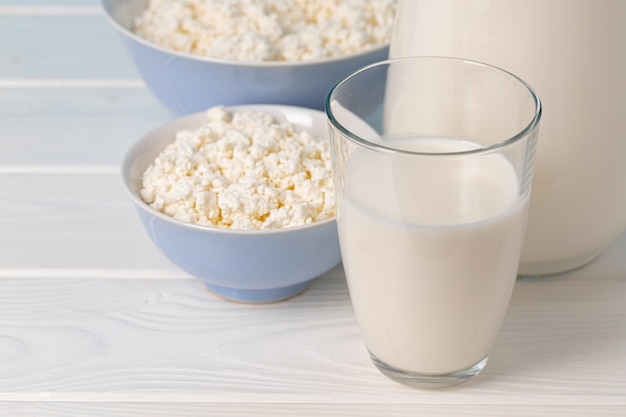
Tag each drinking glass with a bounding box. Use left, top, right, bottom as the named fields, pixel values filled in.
left=326, top=56, right=541, bottom=388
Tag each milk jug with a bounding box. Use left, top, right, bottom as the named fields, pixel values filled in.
left=390, top=0, right=626, bottom=276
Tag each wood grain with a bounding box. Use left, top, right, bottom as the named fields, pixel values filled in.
left=0, top=173, right=177, bottom=269
left=0, top=15, right=136, bottom=79
left=0, top=252, right=624, bottom=405
left=2, top=403, right=623, bottom=417
left=0, top=88, right=170, bottom=167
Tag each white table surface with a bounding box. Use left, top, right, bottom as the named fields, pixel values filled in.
left=1, top=1, right=625, bottom=416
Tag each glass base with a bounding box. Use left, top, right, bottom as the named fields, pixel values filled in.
left=370, top=353, right=489, bottom=389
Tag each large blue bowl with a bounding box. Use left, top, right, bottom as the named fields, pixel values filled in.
left=121, top=105, right=341, bottom=303
left=101, top=0, right=389, bottom=115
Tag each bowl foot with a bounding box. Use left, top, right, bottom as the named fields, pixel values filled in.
left=203, top=279, right=314, bottom=304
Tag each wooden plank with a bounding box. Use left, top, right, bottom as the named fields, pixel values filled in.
left=0, top=15, right=138, bottom=79
left=0, top=88, right=171, bottom=166
left=0, top=272, right=364, bottom=397
left=0, top=239, right=623, bottom=404
left=1, top=403, right=624, bottom=417
left=0, top=173, right=175, bottom=269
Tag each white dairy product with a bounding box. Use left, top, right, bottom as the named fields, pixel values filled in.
left=389, top=0, right=626, bottom=275
left=134, top=0, right=397, bottom=62
left=140, top=106, right=334, bottom=230
left=340, top=137, right=528, bottom=374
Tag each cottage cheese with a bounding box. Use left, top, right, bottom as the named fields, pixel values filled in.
left=140, top=106, right=335, bottom=230
left=133, top=0, right=397, bottom=61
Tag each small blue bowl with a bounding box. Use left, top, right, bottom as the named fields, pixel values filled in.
left=101, top=0, right=389, bottom=115
left=121, top=105, right=341, bottom=303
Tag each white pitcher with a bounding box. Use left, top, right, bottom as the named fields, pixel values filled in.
left=389, top=0, right=626, bottom=276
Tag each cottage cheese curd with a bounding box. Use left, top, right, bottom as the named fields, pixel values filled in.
left=133, top=0, right=397, bottom=61
left=140, top=106, right=335, bottom=230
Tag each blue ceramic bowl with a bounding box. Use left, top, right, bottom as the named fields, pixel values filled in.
left=101, top=0, right=389, bottom=115
left=121, top=105, right=341, bottom=303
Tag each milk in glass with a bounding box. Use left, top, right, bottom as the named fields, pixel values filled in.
left=339, top=137, right=529, bottom=373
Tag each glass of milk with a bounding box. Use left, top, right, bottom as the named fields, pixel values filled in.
left=326, top=56, right=541, bottom=388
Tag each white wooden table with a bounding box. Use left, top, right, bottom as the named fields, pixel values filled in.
left=1, top=1, right=625, bottom=416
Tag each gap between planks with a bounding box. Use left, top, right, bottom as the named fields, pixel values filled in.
left=0, top=268, right=190, bottom=280
left=0, top=79, right=145, bottom=89
left=0, top=5, right=102, bottom=16
left=0, top=165, right=120, bottom=174
left=0, top=267, right=347, bottom=280
left=0, top=391, right=623, bottom=406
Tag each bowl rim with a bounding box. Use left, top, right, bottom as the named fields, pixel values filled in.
left=100, top=0, right=390, bottom=68
left=121, top=104, right=337, bottom=236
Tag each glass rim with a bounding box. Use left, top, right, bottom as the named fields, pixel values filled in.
left=325, top=56, right=542, bottom=156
